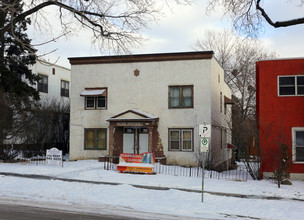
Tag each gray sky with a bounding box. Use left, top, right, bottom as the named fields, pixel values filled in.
left=29, top=1, right=304, bottom=68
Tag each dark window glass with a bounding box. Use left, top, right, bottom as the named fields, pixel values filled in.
left=278, top=76, right=304, bottom=96
left=279, top=77, right=295, bottom=86
left=61, top=80, right=69, bottom=97
left=298, top=87, right=304, bottom=95
left=86, top=97, right=95, bottom=108
left=297, top=76, right=304, bottom=95
left=296, top=147, right=304, bottom=161
left=38, top=74, right=48, bottom=93
left=296, top=131, right=304, bottom=146
left=97, top=96, right=106, bottom=108
left=279, top=87, right=295, bottom=95
left=297, top=76, right=304, bottom=85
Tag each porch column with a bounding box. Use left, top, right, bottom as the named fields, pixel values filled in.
left=148, top=126, right=153, bottom=152
left=109, top=125, right=114, bottom=156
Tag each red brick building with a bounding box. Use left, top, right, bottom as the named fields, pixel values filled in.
left=256, top=58, right=304, bottom=180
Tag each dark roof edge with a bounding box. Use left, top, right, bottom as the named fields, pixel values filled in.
left=68, top=51, right=214, bottom=65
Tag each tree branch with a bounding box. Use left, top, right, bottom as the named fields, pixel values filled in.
left=0, top=1, right=108, bottom=36
left=256, top=0, right=304, bottom=28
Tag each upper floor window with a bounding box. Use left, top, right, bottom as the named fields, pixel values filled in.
left=278, top=75, right=304, bottom=96
left=38, top=74, right=48, bottom=93
left=169, top=128, right=193, bottom=151
left=169, top=85, right=193, bottom=109
left=61, top=80, right=69, bottom=97
left=80, top=88, right=107, bottom=110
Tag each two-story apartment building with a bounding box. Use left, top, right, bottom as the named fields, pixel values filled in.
left=68, top=51, right=233, bottom=169
left=29, top=60, right=71, bottom=102
left=256, top=58, right=304, bottom=180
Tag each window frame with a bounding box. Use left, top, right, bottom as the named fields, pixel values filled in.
left=37, top=74, right=48, bottom=93
left=168, top=128, right=193, bottom=151
left=60, top=80, right=69, bottom=97
left=84, top=88, right=107, bottom=110
left=292, top=127, right=304, bottom=163
left=168, top=85, right=194, bottom=109
left=278, top=75, right=304, bottom=97
left=84, top=128, right=107, bottom=150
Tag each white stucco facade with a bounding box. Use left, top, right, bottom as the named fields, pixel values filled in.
left=69, top=52, right=232, bottom=169
left=29, top=60, right=71, bottom=103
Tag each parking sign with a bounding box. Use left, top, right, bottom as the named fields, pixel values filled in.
left=199, top=124, right=211, bottom=137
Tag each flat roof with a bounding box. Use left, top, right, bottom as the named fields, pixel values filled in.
left=257, top=57, right=304, bottom=62
left=68, top=51, right=214, bottom=65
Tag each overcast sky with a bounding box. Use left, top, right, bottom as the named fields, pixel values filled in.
left=29, top=0, right=304, bottom=68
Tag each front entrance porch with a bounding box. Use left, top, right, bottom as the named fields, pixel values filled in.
left=107, top=110, right=162, bottom=158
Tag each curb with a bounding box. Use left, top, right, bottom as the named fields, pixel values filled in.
left=1, top=172, right=303, bottom=202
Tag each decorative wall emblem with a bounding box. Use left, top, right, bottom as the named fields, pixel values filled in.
left=134, top=69, right=140, bottom=77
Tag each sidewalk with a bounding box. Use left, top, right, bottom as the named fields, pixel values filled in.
left=1, top=171, right=303, bottom=202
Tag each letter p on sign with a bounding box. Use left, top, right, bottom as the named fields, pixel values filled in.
left=199, top=124, right=211, bottom=138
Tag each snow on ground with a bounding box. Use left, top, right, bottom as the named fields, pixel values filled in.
left=1, top=160, right=304, bottom=219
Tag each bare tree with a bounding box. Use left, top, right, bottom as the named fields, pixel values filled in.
left=20, top=98, right=70, bottom=157
left=194, top=29, right=275, bottom=121
left=193, top=29, right=275, bottom=179
left=0, top=0, right=170, bottom=53
left=207, top=0, right=304, bottom=36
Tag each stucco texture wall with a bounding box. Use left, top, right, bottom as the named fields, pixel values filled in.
left=69, top=55, right=231, bottom=167
left=257, top=58, right=304, bottom=177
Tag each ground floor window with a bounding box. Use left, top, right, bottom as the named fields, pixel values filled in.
left=85, top=128, right=107, bottom=150
left=169, top=128, right=193, bottom=151
left=292, top=127, right=304, bottom=162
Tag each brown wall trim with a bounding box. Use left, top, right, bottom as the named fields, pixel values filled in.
left=69, top=51, right=214, bottom=65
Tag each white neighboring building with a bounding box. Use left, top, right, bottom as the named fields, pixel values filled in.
left=29, top=60, right=71, bottom=103
left=68, top=51, right=233, bottom=170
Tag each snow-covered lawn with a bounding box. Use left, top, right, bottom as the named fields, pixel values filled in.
left=1, top=160, right=304, bottom=219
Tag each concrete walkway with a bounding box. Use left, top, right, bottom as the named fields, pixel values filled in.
left=1, top=172, right=303, bottom=202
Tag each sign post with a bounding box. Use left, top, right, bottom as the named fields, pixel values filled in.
left=199, top=124, right=211, bottom=203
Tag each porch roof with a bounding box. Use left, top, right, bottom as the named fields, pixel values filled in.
left=107, top=109, right=159, bottom=122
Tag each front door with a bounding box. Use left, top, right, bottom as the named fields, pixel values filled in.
left=123, top=133, right=135, bottom=154
left=123, top=127, right=149, bottom=154
left=139, top=133, right=148, bottom=154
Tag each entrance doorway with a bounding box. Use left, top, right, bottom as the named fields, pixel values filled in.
left=123, top=127, right=149, bottom=154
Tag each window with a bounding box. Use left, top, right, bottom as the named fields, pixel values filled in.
left=169, top=128, right=193, bottom=151
left=81, top=88, right=107, bottom=110
left=38, top=74, right=48, bottom=93
left=85, top=128, right=107, bottom=150
left=61, top=80, right=69, bottom=97
left=169, top=86, right=193, bottom=108
left=220, top=92, right=223, bottom=113
left=278, top=75, right=304, bottom=96
left=86, top=96, right=106, bottom=109
left=292, top=127, right=304, bottom=162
